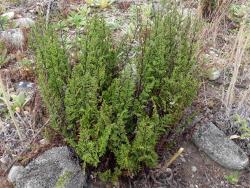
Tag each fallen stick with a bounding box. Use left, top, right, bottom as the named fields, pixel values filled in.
left=164, top=147, right=184, bottom=169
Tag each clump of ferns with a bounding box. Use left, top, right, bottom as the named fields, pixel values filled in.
left=32, top=2, right=201, bottom=181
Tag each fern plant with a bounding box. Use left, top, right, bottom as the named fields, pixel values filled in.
left=31, top=24, right=71, bottom=132
left=33, top=3, right=200, bottom=180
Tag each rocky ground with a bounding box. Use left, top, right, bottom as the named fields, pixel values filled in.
left=0, top=0, right=249, bottom=187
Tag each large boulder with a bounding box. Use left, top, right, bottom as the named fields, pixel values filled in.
left=8, top=146, right=86, bottom=188
left=192, top=123, right=249, bottom=170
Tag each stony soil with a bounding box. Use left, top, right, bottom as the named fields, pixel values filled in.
left=0, top=0, right=249, bottom=187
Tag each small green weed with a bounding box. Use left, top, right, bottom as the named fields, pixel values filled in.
left=11, top=92, right=28, bottom=111
left=234, top=114, right=250, bottom=139
left=0, top=41, right=10, bottom=67
left=225, top=172, right=240, bottom=185
left=58, top=6, right=90, bottom=30
left=18, top=58, right=33, bottom=69
left=0, top=15, right=8, bottom=30
left=55, top=171, right=72, bottom=188
left=228, top=4, right=248, bottom=24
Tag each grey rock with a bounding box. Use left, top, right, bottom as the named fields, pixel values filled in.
left=8, top=165, right=25, bottom=183
left=9, top=146, right=86, bottom=188
left=1, top=12, right=15, bottom=20
left=192, top=123, right=249, bottom=170
left=14, top=17, right=35, bottom=29
left=0, top=29, right=25, bottom=50
left=248, top=143, right=250, bottom=150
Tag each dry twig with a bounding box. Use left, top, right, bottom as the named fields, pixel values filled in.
left=0, top=77, right=23, bottom=141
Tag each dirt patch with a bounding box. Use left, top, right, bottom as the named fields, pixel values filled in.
left=0, top=176, right=13, bottom=188
left=0, top=0, right=249, bottom=188
left=176, top=142, right=250, bottom=188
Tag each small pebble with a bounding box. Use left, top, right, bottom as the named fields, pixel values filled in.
left=39, top=139, right=49, bottom=145
left=209, top=48, right=219, bottom=57
left=16, top=81, right=34, bottom=89
left=191, top=166, right=197, bottom=173
left=207, top=67, right=221, bottom=81
left=0, top=156, right=9, bottom=164
left=180, top=156, right=186, bottom=163
left=23, top=111, right=29, bottom=115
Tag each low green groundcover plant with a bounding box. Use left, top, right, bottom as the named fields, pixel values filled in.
left=31, top=3, right=200, bottom=180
